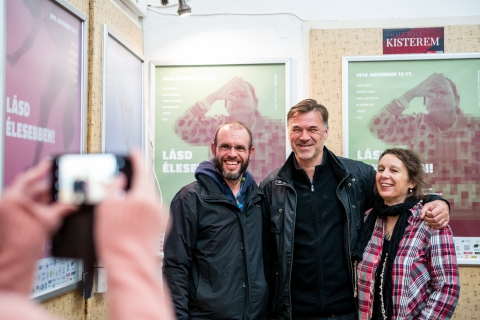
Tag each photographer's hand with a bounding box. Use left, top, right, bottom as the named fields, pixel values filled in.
left=0, top=160, right=77, bottom=295
left=95, top=149, right=174, bottom=320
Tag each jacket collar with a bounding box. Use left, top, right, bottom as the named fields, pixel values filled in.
left=196, top=166, right=263, bottom=206
left=276, top=147, right=350, bottom=185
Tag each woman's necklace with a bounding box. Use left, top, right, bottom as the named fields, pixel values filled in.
left=384, top=224, right=394, bottom=241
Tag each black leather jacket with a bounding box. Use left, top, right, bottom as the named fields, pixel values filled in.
left=259, top=148, right=376, bottom=320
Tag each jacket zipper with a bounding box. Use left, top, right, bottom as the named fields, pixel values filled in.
left=275, top=179, right=297, bottom=320
left=204, top=191, right=263, bottom=319
left=241, top=192, right=263, bottom=318
left=336, top=174, right=358, bottom=304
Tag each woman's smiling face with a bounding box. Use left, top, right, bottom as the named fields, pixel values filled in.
left=376, top=154, right=416, bottom=206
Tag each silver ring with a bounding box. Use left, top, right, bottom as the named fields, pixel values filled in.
left=113, top=190, right=126, bottom=201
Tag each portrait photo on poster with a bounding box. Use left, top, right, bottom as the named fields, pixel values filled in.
left=342, top=53, right=480, bottom=264
left=151, top=60, right=290, bottom=232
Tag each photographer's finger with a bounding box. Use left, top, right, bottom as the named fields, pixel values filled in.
left=105, top=174, right=127, bottom=201
left=24, top=199, right=77, bottom=234
left=29, top=177, right=53, bottom=204
left=41, top=203, right=78, bottom=233
left=12, top=159, right=51, bottom=191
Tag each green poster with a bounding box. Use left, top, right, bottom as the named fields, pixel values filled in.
left=154, top=62, right=287, bottom=210
left=344, top=54, right=480, bottom=237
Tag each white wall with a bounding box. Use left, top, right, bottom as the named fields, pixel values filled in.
left=144, top=12, right=303, bottom=105
left=145, top=0, right=480, bottom=21
left=144, top=0, right=480, bottom=104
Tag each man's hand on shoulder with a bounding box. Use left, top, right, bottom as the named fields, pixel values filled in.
left=420, top=200, right=450, bottom=229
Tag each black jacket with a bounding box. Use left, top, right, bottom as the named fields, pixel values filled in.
left=259, top=148, right=376, bottom=320
left=163, top=161, right=268, bottom=320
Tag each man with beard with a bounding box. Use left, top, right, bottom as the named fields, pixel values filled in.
left=163, top=121, right=268, bottom=320
left=174, top=77, right=285, bottom=181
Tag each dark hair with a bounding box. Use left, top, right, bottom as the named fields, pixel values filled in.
left=287, top=99, right=328, bottom=129
left=376, top=148, right=428, bottom=199
left=213, top=121, right=253, bottom=149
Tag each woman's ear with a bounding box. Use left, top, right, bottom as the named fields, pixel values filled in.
left=409, top=180, right=417, bottom=190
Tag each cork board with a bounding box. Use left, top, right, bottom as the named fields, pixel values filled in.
left=454, top=267, right=480, bottom=320
left=310, top=24, right=480, bottom=319
left=41, top=289, right=85, bottom=319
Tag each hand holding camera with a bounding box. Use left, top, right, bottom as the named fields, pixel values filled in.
left=0, top=151, right=174, bottom=319
left=95, top=149, right=166, bottom=263
left=0, top=159, right=77, bottom=296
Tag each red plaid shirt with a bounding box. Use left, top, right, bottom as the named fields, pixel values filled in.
left=356, top=202, right=460, bottom=319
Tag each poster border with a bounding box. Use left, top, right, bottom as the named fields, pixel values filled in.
left=0, top=0, right=90, bottom=301
left=341, top=52, right=480, bottom=266
left=34, top=0, right=88, bottom=302
left=102, top=24, right=145, bottom=154
left=0, top=0, right=5, bottom=198
left=148, top=58, right=292, bottom=205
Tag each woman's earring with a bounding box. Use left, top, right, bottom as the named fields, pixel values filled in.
left=409, top=188, right=412, bottom=193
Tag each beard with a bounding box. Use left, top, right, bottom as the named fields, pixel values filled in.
left=213, top=155, right=250, bottom=181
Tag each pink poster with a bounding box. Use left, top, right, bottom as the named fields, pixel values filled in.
left=5, top=0, right=83, bottom=187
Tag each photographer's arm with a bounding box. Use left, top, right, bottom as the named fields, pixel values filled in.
left=0, top=160, right=76, bottom=295
left=95, top=150, right=175, bottom=320
left=0, top=160, right=76, bottom=319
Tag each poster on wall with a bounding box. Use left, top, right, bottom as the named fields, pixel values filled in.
left=5, top=0, right=86, bottom=299
left=383, top=27, right=444, bottom=54
left=342, top=53, right=480, bottom=265
left=103, top=25, right=144, bottom=154
left=153, top=60, right=289, bottom=235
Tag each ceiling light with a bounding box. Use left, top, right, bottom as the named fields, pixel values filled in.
left=177, top=0, right=191, bottom=16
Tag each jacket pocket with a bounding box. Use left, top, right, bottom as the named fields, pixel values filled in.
left=269, top=205, right=283, bottom=233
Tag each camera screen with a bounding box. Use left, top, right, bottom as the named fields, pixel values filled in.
left=55, top=154, right=125, bottom=205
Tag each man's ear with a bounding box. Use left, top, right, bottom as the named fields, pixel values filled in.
left=211, top=142, right=216, bottom=156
